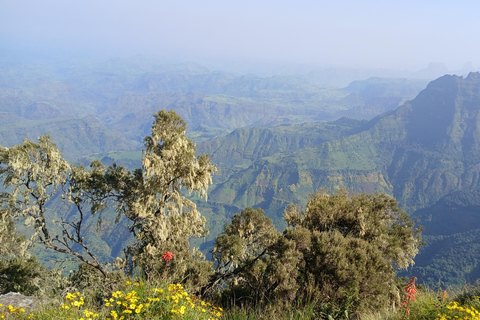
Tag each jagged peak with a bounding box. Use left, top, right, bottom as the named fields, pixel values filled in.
left=359, top=71, right=480, bottom=151
left=466, top=71, right=480, bottom=80
left=425, top=71, right=480, bottom=87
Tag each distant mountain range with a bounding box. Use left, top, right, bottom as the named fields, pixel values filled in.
left=198, top=72, right=480, bottom=285
left=2, top=56, right=480, bottom=285
left=0, top=58, right=427, bottom=159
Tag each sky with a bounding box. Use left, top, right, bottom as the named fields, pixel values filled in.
left=1, top=0, right=480, bottom=71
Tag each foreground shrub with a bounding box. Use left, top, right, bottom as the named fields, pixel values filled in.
left=0, top=257, right=46, bottom=296
left=68, top=263, right=129, bottom=307
left=437, top=295, right=480, bottom=320
left=210, top=191, right=423, bottom=318
left=0, top=304, right=26, bottom=319
left=103, top=282, right=222, bottom=319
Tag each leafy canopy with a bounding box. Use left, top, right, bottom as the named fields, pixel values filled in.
left=0, top=109, right=216, bottom=284
left=209, top=190, right=422, bottom=317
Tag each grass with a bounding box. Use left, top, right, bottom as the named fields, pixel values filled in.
left=358, top=281, right=480, bottom=320
left=3, top=278, right=480, bottom=319
left=0, top=280, right=223, bottom=320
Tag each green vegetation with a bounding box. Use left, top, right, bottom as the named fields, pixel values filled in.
left=0, top=185, right=477, bottom=319
left=0, top=109, right=426, bottom=319
left=205, top=191, right=422, bottom=318
left=5, top=58, right=480, bottom=317
left=0, top=110, right=216, bottom=284
left=4, top=275, right=480, bottom=319
left=198, top=73, right=480, bottom=286
left=0, top=279, right=224, bottom=320
left=0, top=190, right=424, bottom=319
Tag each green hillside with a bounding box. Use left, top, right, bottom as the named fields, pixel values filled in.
left=202, top=72, right=480, bottom=213
left=3, top=56, right=476, bottom=286
left=0, top=116, right=138, bottom=162
left=199, top=72, right=480, bottom=285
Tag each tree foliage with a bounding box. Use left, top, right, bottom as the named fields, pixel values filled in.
left=0, top=135, right=110, bottom=274
left=210, top=190, right=422, bottom=317
left=120, top=110, right=217, bottom=283
left=0, top=110, right=216, bottom=285
left=0, top=257, right=47, bottom=295
left=207, top=207, right=280, bottom=301
left=0, top=188, right=68, bottom=296
left=0, top=194, right=26, bottom=258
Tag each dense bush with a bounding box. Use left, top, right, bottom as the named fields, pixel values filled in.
left=0, top=257, right=46, bottom=296
left=209, top=191, right=423, bottom=318
left=0, top=200, right=47, bottom=296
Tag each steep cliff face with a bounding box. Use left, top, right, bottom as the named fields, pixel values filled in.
left=203, top=72, right=480, bottom=217
left=376, top=73, right=480, bottom=209
left=200, top=73, right=480, bottom=285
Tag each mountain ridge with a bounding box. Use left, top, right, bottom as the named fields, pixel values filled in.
left=197, top=72, right=480, bottom=284
left=202, top=72, right=480, bottom=214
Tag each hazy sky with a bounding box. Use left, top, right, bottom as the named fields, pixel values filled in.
left=1, top=0, right=479, bottom=71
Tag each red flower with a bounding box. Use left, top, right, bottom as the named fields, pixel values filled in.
left=401, top=277, right=417, bottom=319
left=162, top=251, right=174, bottom=262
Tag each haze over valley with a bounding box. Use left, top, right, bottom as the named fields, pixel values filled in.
left=3, top=0, right=480, bottom=290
